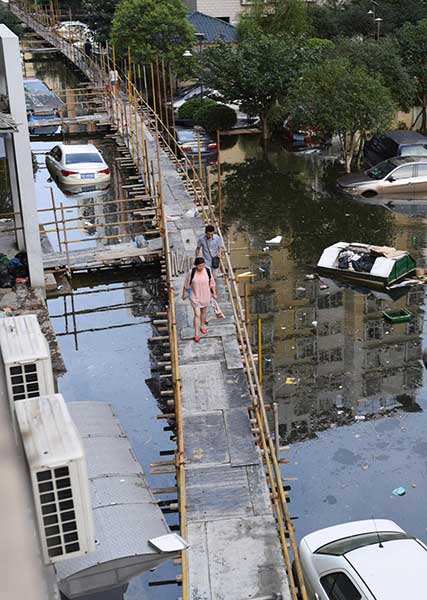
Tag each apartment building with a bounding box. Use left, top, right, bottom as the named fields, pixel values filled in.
left=183, top=0, right=245, bottom=24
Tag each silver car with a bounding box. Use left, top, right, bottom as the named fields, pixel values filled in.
left=299, top=519, right=427, bottom=599
left=337, top=156, right=427, bottom=197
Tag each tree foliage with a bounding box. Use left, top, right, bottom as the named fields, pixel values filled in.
left=111, top=0, right=195, bottom=65
left=237, top=0, right=309, bottom=39
left=195, top=103, right=237, bottom=132
left=203, top=34, right=305, bottom=140
left=0, top=4, right=24, bottom=36
left=332, top=37, right=415, bottom=111
left=290, top=58, right=395, bottom=171
left=398, top=20, right=427, bottom=133
left=308, top=0, right=427, bottom=39
left=82, top=0, right=118, bottom=43
left=178, top=98, right=216, bottom=120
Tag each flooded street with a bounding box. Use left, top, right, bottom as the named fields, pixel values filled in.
left=27, top=53, right=176, bottom=599
left=219, top=136, right=427, bottom=542
left=29, top=43, right=427, bottom=591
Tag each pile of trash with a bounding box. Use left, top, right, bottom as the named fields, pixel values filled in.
left=337, top=250, right=376, bottom=273
left=0, top=252, right=29, bottom=288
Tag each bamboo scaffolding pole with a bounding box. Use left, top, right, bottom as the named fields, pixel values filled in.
left=161, top=60, right=169, bottom=133
left=257, top=316, right=263, bottom=386
left=61, top=228, right=159, bottom=244
left=155, top=57, right=163, bottom=127
left=216, top=129, right=222, bottom=228
left=59, top=201, right=70, bottom=272
left=43, top=216, right=154, bottom=234
left=37, top=196, right=154, bottom=213
left=50, top=187, right=62, bottom=252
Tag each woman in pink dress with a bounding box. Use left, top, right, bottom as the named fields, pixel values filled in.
left=182, top=257, right=223, bottom=342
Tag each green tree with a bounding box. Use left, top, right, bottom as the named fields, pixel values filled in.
left=290, top=58, right=395, bottom=171
left=82, top=0, right=118, bottom=43
left=398, top=20, right=427, bottom=133
left=333, top=37, right=414, bottom=110
left=307, top=0, right=374, bottom=39
left=0, top=4, right=24, bottom=36
left=237, top=0, right=309, bottom=39
left=111, top=0, right=195, bottom=65
left=178, top=98, right=216, bottom=120
left=203, top=34, right=307, bottom=140
left=195, top=103, right=237, bottom=132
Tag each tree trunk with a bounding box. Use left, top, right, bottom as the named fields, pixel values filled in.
left=421, top=96, right=427, bottom=135
left=262, top=116, right=269, bottom=141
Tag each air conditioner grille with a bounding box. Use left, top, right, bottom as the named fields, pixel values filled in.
left=10, top=363, right=40, bottom=401
left=36, top=466, right=81, bottom=558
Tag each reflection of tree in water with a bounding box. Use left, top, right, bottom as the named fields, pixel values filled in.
left=221, top=157, right=394, bottom=264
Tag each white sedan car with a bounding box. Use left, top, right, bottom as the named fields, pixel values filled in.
left=299, top=519, right=427, bottom=599
left=46, top=143, right=110, bottom=189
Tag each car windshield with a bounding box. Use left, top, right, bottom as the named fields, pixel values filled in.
left=65, top=152, right=103, bottom=164
left=315, top=531, right=411, bottom=556
left=24, top=81, right=49, bottom=93
left=400, top=144, right=427, bottom=157
left=367, top=160, right=396, bottom=180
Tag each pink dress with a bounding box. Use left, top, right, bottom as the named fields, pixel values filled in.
left=184, top=268, right=215, bottom=308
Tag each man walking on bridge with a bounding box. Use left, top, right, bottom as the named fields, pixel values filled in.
left=196, top=225, right=222, bottom=275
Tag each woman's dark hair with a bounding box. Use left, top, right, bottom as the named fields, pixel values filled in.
left=194, top=257, right=205, bottom=266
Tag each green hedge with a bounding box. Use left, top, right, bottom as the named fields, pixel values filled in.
left=194, top=103, right=237, bottom=132
left=178, top=98, right=216, bottom=120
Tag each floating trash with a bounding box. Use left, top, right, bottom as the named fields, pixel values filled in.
left=392, top=487, right=406, bottom=496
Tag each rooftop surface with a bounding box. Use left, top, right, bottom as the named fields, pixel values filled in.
left=188, top=11, right=237, bottom=43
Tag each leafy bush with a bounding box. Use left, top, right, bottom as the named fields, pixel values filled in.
left=194, top=103, right=237, bottom=132
left=178, top=98, right=216, bottom=120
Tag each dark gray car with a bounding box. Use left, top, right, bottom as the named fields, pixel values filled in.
left=337, top=156, right=427, bottom=198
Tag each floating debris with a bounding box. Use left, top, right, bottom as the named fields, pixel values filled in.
left=392, top=487, right=406, bottom=497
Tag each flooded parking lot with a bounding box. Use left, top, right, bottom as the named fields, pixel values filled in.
left=219, top=136, right=427, bottom=542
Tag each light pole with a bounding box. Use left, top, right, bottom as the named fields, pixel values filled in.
left=195, top=32, right=205, bottom=102
left=375, top=17, right=383, bottom=41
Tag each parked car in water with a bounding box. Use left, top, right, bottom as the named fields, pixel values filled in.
left=299, top=519, right=427, bottom=600
left=55, top=21, right=94, bottom=45
left=24, top=78, right=64, bottom=135
left=337, top=156, right=427, bottom=197
left=363, top=130, right=427, bottom=167
left=167, top=126, right=217, bottom=163
left=46, top=143, right=110, bottom=190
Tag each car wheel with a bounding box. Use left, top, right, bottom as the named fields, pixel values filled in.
left=362, top=190, right=377, bottom=198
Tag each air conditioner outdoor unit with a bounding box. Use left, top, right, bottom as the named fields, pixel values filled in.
left=0, top=315, right=55, bottom=412
left=15, top=394, right=95, bottom=565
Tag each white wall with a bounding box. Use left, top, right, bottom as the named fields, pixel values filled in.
left=196, top=0, right=243, bottom=24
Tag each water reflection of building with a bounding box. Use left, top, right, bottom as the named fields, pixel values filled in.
left=228, top=228, right=424, bottom=443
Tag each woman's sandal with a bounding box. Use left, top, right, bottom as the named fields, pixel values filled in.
left=216, top=312, right=225, bottom=319
left=200, top=327, right=207, bottom=335
left=194, top=335, right=201, bottom=342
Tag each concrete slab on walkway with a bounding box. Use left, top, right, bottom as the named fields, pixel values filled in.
left=222, top=334, right=243, bottom=369
left=205, top=515, right=291, bottom=600
left=185, top=465, right=254, bottom=521
left=180, top=361, right=227, bottom=413
left=183, top=411, right=229, bottom=465
left=225, top=408, right=259, bottom=467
